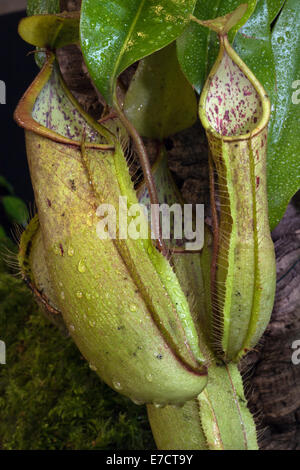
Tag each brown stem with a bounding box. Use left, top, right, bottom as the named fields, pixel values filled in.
left=114, top=93, right=168, bottom=257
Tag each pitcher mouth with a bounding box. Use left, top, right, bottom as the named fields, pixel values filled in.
left=199, top=35, right=270, bottom=142
left=14, top=52, right=115, bottom=150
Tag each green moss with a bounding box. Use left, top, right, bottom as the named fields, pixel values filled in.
left=0, top=246, right=154, bottom=450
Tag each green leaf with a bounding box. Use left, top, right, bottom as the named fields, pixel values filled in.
left=0, top=226, right=6, bottom=239
left=267, top=0, right=286, bottom=23
left=176, top=0, right=256, bottom=94
left=27, top=0, right=60, bottom=16
left=2, top=196, right=29, bottom=227
left=80, top=0, right=197, bottom=105
left=123, top=42, right=197, bottom=140
left=19, top=13, right=79, bottom=49
left=267, top=0, right=300, bottom=229
left=190, top=3, right=249, bottom=36
left=0, top=176, right=14, bottom=195
left=234, top=0, right=277, bottom=109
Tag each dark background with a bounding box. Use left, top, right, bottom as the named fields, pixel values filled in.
left=0, top=10, right=36, bottom=230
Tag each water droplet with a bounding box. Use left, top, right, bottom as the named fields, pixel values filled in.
left=76, top=291, right=83, bottom=298
left=112, top=380, right=122, bottom=390
left=60, top=291, right=65, bottom=300
left=153, top=402, right=165, bottom=409
left=89, top=363, right=97, bottom=371
left=78, top=259, right=86, bottom=273
left=68, top=246, right=74, bottom=256
left=89, top=320, right=96, bottom=327
left=129, top=304, right=137, bottom=312
left=146, top=373, right=153, bottom=382
left=69, top=324, right=75, bottom=332
left=131, top=398, right=144, bottom=406
left=85, top=292, right=91, bottom=300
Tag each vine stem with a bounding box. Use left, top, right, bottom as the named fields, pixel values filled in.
left=113, top=92, right=168, bottom=256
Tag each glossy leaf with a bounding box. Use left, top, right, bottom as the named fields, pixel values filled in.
left=123, top=42, right=197, bottom=140
left=192, top=3, right=249, bottom=35
left=234, top=0, right=278, bottom=113
left=266, top=0, right=300, bottom=229
left=267, top=0, right=286, bottom=22
left=80, top=0, right=197, bottom=105
left=19, top=13, right=79, bottom=49
left=176, top=0, right=256, bottom=94
left=27, top=0, right=60, bottom=16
